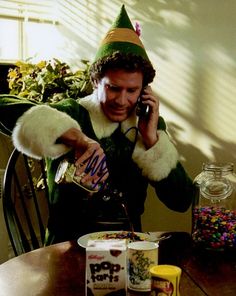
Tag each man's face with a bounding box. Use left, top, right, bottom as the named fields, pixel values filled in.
left=95, top=69, right=143, bottom=122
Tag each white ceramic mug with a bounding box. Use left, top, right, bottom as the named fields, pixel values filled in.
left=127, top=241, right=159, bottom=291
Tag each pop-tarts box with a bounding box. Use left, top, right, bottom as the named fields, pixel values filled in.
left=86, top=239, right=127, bottom=296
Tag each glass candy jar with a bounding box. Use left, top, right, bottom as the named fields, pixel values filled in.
left=192, top=162, right=236, bottom=251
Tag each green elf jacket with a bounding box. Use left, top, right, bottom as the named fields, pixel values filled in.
left=0, top=94, right=195, bottom=245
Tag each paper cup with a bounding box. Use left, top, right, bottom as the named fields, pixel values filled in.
left=150, top=265, right=182, bottom=296
left=127, top=241, right=159, bottom=291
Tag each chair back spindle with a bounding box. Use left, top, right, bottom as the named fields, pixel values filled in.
left=2, top=149, right=49, bottom=256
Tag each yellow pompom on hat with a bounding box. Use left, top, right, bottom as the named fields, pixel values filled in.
left=94, top=4, right=150, bottom=62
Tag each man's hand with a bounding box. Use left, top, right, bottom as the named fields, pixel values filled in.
left=58, top=128, right=109, bottom=191
left=137, top=86, right=159, bottom=149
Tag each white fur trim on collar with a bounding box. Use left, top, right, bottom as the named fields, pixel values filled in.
left=12, top=105, right=80, bottom=159
left=79, top=94, right=137, bottom=141
left=132, top=130, right=179, bottom=181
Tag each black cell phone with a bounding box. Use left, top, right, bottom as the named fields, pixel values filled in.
left=136, top=93, right=149, bottom=117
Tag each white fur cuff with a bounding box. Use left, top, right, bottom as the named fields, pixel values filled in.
left=132, top=130, right=179, bottom=181
left=12, top=105, right=81, bottom=159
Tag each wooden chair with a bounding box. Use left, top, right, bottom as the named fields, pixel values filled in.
left=2, top=148, right=49, bottom=256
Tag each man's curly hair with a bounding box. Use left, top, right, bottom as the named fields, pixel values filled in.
left=89, top=51, right=156, bottom=87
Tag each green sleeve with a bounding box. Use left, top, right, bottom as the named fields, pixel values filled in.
left=0, top=94, right=36, bottom=136
left=157, top=116, right=166, bottom=130
left=154, top=116, right=195, bottom=212
left=153, top=162, right=196, bottom=212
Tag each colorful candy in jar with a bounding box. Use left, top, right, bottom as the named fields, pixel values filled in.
left=192, top=206, right=236, bottom=250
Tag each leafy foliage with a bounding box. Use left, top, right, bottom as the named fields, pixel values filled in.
left=7, top=58, right=93, bottom=103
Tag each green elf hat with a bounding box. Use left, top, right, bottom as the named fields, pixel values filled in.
left=94, top=4, right=149, bottom=62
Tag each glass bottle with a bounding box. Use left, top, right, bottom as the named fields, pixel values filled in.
left=192, top=162, right=236, bottom=251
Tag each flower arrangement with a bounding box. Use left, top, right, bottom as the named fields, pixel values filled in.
left=7, top=58, right=93, bottom=103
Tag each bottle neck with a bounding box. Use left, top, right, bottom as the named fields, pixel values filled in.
left=203, top=162, right=234, bottom=176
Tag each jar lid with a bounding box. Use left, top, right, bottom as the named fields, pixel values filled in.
left=150, top=265, right=181, bottom=277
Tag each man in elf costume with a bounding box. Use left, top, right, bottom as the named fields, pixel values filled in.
left=0, top=5, right=195, bottom=245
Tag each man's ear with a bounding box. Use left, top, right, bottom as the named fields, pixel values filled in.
left=93, top=79, right=98, bottom=88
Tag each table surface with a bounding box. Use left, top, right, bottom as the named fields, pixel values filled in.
left=0, top=232, right=235, bottom=296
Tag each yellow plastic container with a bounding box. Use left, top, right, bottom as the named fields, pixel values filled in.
left=150, top=265, right=182, bottom=296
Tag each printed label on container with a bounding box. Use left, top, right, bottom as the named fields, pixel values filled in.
left=86, top=239, right=127, bottom=296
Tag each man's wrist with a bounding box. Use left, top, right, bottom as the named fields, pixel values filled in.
left=143, top=134, right=159, bottom=150
left=58, top=127, right=83, bottom=147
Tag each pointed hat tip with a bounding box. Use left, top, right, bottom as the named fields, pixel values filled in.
left=93, top=4, right=150, bottom=62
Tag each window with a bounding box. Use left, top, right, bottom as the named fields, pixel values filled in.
left=0, top=19, right=20, bottom=61
left=0, top=0, right=58, bottom=62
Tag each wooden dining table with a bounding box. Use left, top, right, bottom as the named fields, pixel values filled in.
left=0, top=232, right=235, bottom=296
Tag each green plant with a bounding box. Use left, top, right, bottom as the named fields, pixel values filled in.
left=7, top=58, right=93, bottom=103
